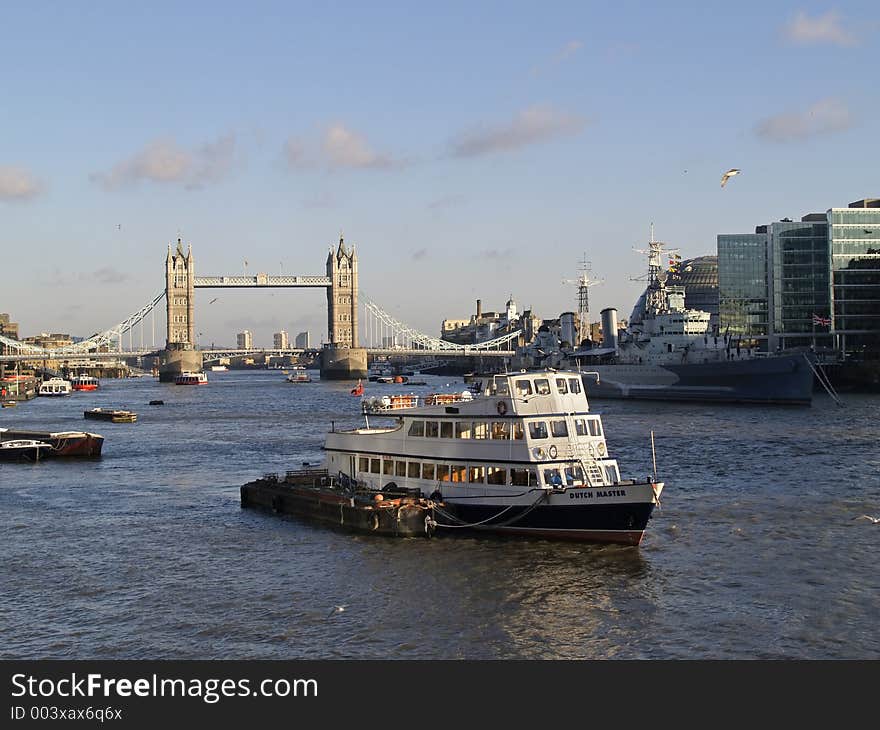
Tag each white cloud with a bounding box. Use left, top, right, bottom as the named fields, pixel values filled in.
left=323, top=124, right=394, bottom=169
left=531, top=40, right=583, bottom=77
left=0, top=165, right=43, bottom=200
left=92, top=134, right=237, bottom=190
left=755, top=98, right=853, bottom=142
left=783, top=10, right=857, bottom=46
left=450, top=105, right=588, bottom=158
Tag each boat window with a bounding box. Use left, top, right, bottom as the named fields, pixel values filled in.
left=486, top=467, right=507, bottom=485
left=450, top=465, right=467, bottom=482
left=491, top=421, right=509, bottom=440
left=437, top=465, right=451, bottom=481
left=543, top=468, right=563, bottom=486
left=455, top=421, right=472, bottom=439
left=551, top=419, right=568, bottom=438
left=383, top=459, right=394, bottom=475
left=511, top=468, right=530, bottom=486
left=422, top=463, right=435, bottom=481
left=396, top=461, right=407, bottom=477
left=425, top=421, right=439, bottom=438
left=564, top=465, right=585, bottom=485
left=575, top=419, right=587, bottom=436
left=530, top=469, right=539, bottom=486
left=473, top=422, right=488, bottom=440
left=534, top=378, right=551, bottom=395
left=469, top=466, right=485, bottom=483
left=603, top=464, right=619, bottom=484
left=408, top=421, right=424, bottom=437
left=440, top=421, right=453, bottom=439
left=495, top=380, right=509, bottom=396
left=515, top=379, right=533, bottom=397
left=555, top=378, right=568, bottom=394
left=588, top=419, right=602, bottom=437
left=408, top=462, right=421, bottom=479
left=512, top=422, right=524, bottom=440
left=370, top=459, right=381, bottom=474
left=568, top=378, right=581, bottom=394
left=358, top=457, right=369, bottom=472
left=528, top=421, right=548, bottom=439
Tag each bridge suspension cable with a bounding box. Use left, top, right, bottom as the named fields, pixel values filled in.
left=0, top=292, right=166, bottom=358
left=360, top=294, right=520, bottom=352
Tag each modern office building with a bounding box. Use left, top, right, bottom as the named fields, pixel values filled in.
left=718, top=198, right=880, bottom=354
left=273, top=330, right=289, bottom=349
left=236, top=330, right=253, bottom=349
left=294, top=331, right=310, bottom=349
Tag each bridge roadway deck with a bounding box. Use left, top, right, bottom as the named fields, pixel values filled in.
left=193, top=276, right=331, bottom=288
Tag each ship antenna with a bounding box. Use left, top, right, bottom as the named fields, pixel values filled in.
left=651, top=430, right=657, bottom=482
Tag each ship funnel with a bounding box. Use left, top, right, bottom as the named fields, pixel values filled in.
left=560, top=312, right=577, bottom=350
left=601, top=307, right=618, bottom=352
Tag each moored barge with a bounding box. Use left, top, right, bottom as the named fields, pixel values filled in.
left=241, top=469, right=438, bottom=538
left=0, top=428, right=104, bottom=456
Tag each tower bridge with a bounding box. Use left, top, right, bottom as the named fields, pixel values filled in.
left=0, top=237, right=519, bottom=375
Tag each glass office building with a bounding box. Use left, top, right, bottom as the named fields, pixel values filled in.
left=830, top=202, right=880, bottom=353
left=769, top=218, right=831, bottom=350
left=718, top=198, right=880, bottom=355
left=717, top=232, right=770, bottom=349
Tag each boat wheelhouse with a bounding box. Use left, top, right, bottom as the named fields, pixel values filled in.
left=38, top=377, right=72, bottom=396
left=324, top=370, right=664, bottom=545
left=175, top=371, right=208, bottom=385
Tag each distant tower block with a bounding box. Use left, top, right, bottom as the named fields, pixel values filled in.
left=165, top=238, right=195, bottom=348
left=326, top=237, right=359, bottom=347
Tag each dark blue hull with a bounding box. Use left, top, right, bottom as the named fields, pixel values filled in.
left=437, top=500, right=657, bottom=545
left=585, top=353, right=814, bottom=405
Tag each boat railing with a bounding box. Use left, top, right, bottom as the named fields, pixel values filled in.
left=362, top=391, right=475, bottom=413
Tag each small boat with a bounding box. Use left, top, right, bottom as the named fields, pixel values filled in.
left=175, top=371, right=208, bottom=385
left=149, top=400, right=164, bottom=406
left=84, top=408, right=137, bottom=423
left=70, top=375, right=100, bottom=391
left=0, top=428, right=104, bottom=457
left=0, top=439, right=53, bottom=462
left=286, top=368, right=312, bottom=383
left=38, top=377, right=72, bottom=396
left=210, top=365, right=228, bottom=372
left=1, top=401, right=16, bottom=408
left=350, top=380, right=364, bottom=396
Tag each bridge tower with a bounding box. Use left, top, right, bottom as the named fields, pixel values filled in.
left=320, top=237, right=368, bottom=379
left=159, top=238, right=202, bottom=381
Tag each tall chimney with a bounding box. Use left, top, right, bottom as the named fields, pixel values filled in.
left=476, top=299, right=482, bottom=319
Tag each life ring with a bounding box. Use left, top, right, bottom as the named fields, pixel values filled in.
left=496, top=400, right=508, bottom=416
left=597, top=442, right=607, bottom=456
left=534, top=447, right=546, bottom=460
left=548, top=445, right=558, bottom=459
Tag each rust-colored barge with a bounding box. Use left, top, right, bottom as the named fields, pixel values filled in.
left=240, top=469, right=438, bottom=538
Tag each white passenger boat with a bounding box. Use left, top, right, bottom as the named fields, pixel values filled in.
left=285, top=368, right=312, bottom=383
left=175, top=371, right=208, bottom=385
left=38, top=377, right=72, bottom=396
left=325, top=370, right=664, bottom=545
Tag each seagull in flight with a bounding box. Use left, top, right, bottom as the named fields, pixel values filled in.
left=721, top=169, right=740, bottom=188
left=854, top=515, right=880, bottom=524
left=327, top=605, right=346, bottom=617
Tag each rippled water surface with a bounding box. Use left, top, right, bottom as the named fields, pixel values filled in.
left=2, top=371, right=879, bottom=659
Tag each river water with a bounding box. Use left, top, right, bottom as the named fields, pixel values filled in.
left=1, top=371, right=878, bottom=659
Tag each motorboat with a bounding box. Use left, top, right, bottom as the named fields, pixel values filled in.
left=175, top=371, right=208, bottom=385
left=285, top=368, right=312, bottom=383
left=325, top=370, right=664, bottom=545
left=38, top=377, right=72, bottom=396
left=210, top=365, right=228, bottom=372
left=0, top=439, right=53, bottom=462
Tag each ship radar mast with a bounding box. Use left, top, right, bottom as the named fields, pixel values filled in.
left=562, top=253, right=602, bottom=344
left=630, top=224, right=681, bottom=321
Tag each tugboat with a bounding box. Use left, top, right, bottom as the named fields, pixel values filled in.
left=252, top=370, right=664, bottom=545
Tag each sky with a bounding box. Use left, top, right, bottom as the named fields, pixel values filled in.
left=1, top=1, right=877, bottom=348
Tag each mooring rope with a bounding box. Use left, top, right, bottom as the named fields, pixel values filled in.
left=431, top=489, right=548, bottom=529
